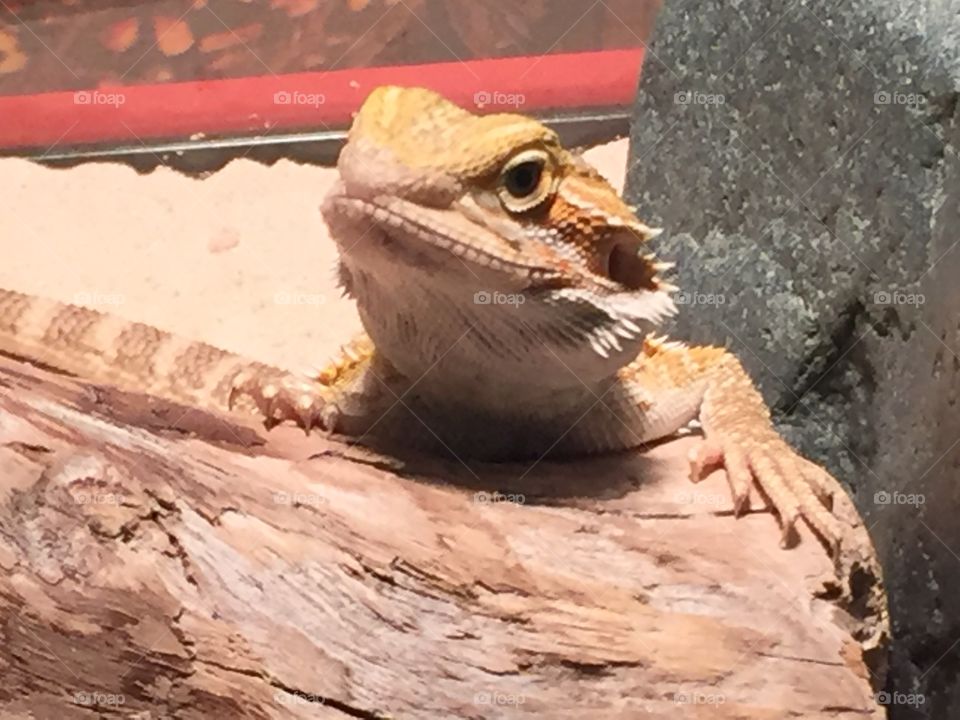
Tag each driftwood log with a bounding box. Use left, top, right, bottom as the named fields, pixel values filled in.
left=0, top=355, right=886, bottom=719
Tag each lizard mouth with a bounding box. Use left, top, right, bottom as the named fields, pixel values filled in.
left=606, top=241, right=663, bottom=292
left=324, top=192, right=569, bottom=278
left=594, top=221, right=674, bottom=297
left=323, top=188, right=674, bottom=308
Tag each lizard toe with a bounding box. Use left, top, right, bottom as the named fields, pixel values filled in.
left=688, top=439, right=752, bottom=516
left=746, top=450, right=804, bottom=548
left=742, top=440, right=843, bottom=558
left=229, top=370, right=333, bottom=433
left=695, top=427, right=845, bottom=557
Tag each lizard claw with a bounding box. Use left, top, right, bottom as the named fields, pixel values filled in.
left=229, top=369, right=336, bottom=433
left=689, top=433, right=843, bottom=560
left=690, top=439, right=752, bottom=516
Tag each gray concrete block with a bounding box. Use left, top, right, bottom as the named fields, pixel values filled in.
left=627, top=1, right=960, bottom=717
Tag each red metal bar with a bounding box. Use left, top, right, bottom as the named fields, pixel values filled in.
left=0, top=48, right=644, bottom=150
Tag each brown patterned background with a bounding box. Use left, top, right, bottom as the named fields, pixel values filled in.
left=0, top=0, right=658, bottom=96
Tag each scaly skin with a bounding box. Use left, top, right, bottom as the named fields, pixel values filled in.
left=0, top=86, right=851, bottom=559
left=0, top=288, right=325, bottom=419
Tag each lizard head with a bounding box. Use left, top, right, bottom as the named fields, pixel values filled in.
left=322, top=86, right=675, bottom=394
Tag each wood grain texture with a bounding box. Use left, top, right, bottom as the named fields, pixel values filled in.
left=0, top=357, right=885, bottom=719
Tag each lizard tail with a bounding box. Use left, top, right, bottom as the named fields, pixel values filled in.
left=0, top=288, right=278, bottom=416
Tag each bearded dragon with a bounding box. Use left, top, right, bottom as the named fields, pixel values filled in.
left=0, top=86, right=851, bottom=559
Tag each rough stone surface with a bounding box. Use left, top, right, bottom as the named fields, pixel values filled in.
left=627, top=2, right=960, bottom=717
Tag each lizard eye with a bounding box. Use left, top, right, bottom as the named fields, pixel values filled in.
left=497, top=149, right=554, bottom=213
left=504, top=161, right=541, bottom=197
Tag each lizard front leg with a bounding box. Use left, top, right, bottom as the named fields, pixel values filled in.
left=229, top=332, right=404, bottom=438
left=621, top=337, right=844, bottom=556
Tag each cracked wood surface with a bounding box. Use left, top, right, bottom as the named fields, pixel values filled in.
left=0, top=357, right=884, bottom=719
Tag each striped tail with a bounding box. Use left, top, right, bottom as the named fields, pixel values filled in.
left=0, top=288, right=281, bottom=416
